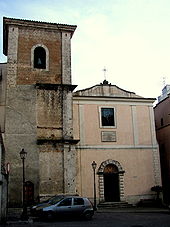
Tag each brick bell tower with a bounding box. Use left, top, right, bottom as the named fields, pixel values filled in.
left=3, top=17, right=78, bottom=206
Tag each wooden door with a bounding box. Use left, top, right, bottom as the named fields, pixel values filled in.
left=104, top=164, right=120, bottom=202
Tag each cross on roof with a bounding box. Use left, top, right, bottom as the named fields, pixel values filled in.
left=102, top=66, right=107, bottom=80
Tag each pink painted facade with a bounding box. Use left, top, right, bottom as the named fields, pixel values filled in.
left=73, top=81, right=162, bottom=205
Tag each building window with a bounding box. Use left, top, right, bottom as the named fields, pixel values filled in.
left=99, top=107, right=116, bottom=128
left=31, top=44, right=49, bottom=71
left=34, top=46, right=46, bottom=69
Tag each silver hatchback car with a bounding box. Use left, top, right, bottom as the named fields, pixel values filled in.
left=31, top=195, right=94, bottom=220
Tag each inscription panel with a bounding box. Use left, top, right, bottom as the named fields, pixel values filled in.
left=101, top=131, right=116, bottom=142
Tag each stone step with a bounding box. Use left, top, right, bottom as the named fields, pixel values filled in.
left=97, top=201, right=134, bottom=209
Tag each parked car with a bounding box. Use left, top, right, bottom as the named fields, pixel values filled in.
left=31, top=195, right=94, bottom=220
left=31, top=194, right=66, bottom=216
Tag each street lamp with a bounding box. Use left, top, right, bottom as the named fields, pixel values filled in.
left=91, top=161, right=97, bottom=211
left=19, top=148, right=28, bottom=220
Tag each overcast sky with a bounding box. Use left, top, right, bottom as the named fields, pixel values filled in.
left=0, top=0, right=170, bottom=100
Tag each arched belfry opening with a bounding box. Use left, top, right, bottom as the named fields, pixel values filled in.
left=97, top=159, right=125, bottom=203
left=34, top=46, right=46, bottom=69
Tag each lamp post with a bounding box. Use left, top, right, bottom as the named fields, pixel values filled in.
left=19, top=148, right=28, bottom=220
left=91, top=161, right=97, bottom=211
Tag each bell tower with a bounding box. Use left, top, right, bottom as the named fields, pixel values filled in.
left=3, top=17, right=77, bottom=205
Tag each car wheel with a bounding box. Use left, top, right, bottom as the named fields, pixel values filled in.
left=84, top=211, right=93, bottom=220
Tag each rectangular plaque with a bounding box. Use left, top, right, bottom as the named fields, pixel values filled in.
left=101, top=131, right=116, bottom=142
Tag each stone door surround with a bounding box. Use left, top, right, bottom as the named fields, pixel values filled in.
left=97, top=159, right=125, bottom=202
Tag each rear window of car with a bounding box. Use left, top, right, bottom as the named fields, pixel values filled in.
left=73, top=198, right=84, bottom=205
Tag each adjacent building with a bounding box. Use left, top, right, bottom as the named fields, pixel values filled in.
left=154, top=85, right=170, bottom=204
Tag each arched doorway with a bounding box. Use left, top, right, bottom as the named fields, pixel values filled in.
left=104, top=164, right=120, bottom=202
left=97, top=159, right=125, bottom=203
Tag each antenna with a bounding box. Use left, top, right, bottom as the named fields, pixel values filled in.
left=163, top=76, right=166, bottom=87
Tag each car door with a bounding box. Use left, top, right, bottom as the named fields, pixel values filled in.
left=71, top=198, right=86, bottom=215
left=54, top=197, right=72, bottom=216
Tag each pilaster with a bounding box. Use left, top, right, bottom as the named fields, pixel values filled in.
left=63, top=144, right=76, bottom=194
left=63, top=88, right=73, bottom=140
left=62, top=32, right=71, bottom=84
left=131, top=105, right=138, bottom=146
left=7, top=26, right=18, bottom=88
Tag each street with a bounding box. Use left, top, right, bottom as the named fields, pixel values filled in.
left=3, top=211, right=170, bottom=227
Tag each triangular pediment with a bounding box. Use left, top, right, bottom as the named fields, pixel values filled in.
left=74, top=80, right=142, bottom=98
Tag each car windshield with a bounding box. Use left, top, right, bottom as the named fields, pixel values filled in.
left=49, top=195, right=65, bottom=205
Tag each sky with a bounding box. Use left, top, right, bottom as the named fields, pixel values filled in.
left=0, top=0, right=170, bottom=100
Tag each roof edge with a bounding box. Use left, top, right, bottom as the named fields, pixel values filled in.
left=73, top=95, right=156, bottom=101
left=75, top=83, right=137, bottom=95
left=3, top=17, right=77, bottom=55
left=3, top=17, right=77, bottom=30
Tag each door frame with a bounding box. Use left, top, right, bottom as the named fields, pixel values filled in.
left=97, top=159, right=125, bottom=202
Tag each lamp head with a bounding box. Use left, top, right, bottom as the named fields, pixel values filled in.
left=20, top=149, right=27, bottom=160
left=91, top=161, right=97, bottom=170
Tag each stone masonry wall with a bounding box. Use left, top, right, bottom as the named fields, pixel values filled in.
left=5, top=85, right=38, bottom=206
left=4, top=24, right=41, bottom=205
left=36, top=87, right=63, bottom=140
left=4, top=18, right=77, bottom=205
left=0, top=63, right=7, bottom=133
left=17, top=27, right=62, bottom=85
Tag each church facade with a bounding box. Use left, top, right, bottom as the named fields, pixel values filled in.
left=0, top=17, right=161, bottom=207
left=73, top=81, right=161, bottom=204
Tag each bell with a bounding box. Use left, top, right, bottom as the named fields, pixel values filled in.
left=37, top=58, right=42, bottom=65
